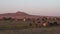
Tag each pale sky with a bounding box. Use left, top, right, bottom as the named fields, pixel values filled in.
left=0, top=0, right=60, bottom=16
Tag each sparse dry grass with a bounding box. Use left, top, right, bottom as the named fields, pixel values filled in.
left=0, top=20, right=60, bottom=34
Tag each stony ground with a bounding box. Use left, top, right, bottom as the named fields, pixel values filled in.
left=0, top=27, right=60, bottom=34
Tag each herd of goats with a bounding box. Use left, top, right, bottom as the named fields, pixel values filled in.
left=0, top=17, right=60, bottom=27
left=25, top=17, right=60, bottom=27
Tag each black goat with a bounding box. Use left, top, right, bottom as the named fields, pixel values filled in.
left=48, top=22, right=57, bottom=26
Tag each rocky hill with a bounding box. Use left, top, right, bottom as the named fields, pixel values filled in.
left=0, top=11, right=59, bottom=19
left=0, top=11, right=41, bottom=19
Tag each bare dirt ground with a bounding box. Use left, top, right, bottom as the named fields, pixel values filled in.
left=0, top=27, right=60, bottom=34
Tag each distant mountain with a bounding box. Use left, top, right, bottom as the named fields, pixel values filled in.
left=0, top=11, right=59, bottom=19
left=0, top=11, right=29, bottom=16
left=0, top=11, right=31, bottom=19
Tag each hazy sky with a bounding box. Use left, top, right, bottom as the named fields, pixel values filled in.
left=0, top=0, right=60, bottom=16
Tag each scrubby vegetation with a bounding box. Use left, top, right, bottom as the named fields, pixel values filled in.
left=0, top=17, right=60, bottom=30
